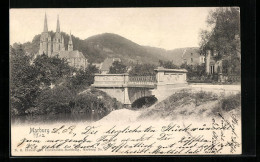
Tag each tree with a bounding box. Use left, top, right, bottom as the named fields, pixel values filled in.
left=200, top=7, right=241, bottom=74
left=10, top=45, right=75, bottom=116
left=65, top=64, right=99, bottom=92
left=70, top=88, right=123, bottom=117
left=109, top=61, right=127, bottom=74
left=33, top=54, right=73, bottom=88
left=159, top=60, right=179, bottom=69
left=129, top=63, right=156, bottom=76
left=35, top=85, right=74, bottom=114
left=10, top=45, right=41, bottom=115
left=180, top=63, right=206, bottom=80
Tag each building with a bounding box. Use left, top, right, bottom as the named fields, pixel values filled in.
left=39, top=13, right=88, bottom=69
left=171, top=47, right=205, bottom=66
left=99, top=58, right=121, bottom=74
left=181, top=48, right=205, bottom=65
left=205, top=50, right=222, bottom=75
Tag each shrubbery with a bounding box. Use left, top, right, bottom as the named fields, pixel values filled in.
left=71, top=88, right=122, bottom=118
left=109, top=61, right=127, bottom=74
left=34, top=86, right=73, bottom=115
left=129, top=63, right=156, bottom=76
left=64, top=64, right=98, bottom=93
left=180, top=63, right=208, bottom=82
left=220, top=93, right=241, bottom=111
left=159, top=60, right=179, bottom=69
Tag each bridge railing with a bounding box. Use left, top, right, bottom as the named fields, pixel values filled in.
left=128, top=76, right=157, bottom=85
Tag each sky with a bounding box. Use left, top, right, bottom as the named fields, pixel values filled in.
left=10, top=8, right=214, bottom=50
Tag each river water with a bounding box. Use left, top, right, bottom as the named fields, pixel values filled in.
left=11, top=112, right=103, bottom=125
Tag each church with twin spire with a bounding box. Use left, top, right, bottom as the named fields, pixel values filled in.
left=39, top=13, right=88, bottom=69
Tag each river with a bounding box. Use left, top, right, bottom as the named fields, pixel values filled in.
left=11, top=111, right=103, bottom=125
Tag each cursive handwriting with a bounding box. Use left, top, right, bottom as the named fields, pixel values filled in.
left=13, top=114, right=241, bottom=155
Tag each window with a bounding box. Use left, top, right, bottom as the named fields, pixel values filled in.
left=210, top=65, right=215, bottom=74
left=191, top=58, right=193, bottom=63
left=213, top=50, right=218, bottom=56
left=200, top=57, right=205, bottom=63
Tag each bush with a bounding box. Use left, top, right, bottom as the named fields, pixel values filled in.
left=194, top=91, right=218, bottom=106
left=129, top=63, right=156, bottom=76
left=109, top=61, right=127, bottom=74
left=35, top=86, right=74, bottom=115
left=64, top=64, right=98, bottom=93
left=71, top=88, right=123, bottom=118
left=181, top=63, right=206, bottom=80
left=159, top=60, right=179, bottom=69
left=220, top=93, right=241, bottom=111
left=72, top=93, right=98, bottom=114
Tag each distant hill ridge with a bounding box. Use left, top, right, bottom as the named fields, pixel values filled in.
left=17, top=32, right=200, bottom=65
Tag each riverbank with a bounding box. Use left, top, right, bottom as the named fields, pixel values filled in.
left=97, top=89, right=241, bottom=124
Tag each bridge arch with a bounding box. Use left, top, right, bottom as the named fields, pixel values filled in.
left=131, top=95, right=158, bottom=108
left=128, top=87, right=154, bottom=104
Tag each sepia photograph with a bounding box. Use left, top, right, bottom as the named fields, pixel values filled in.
left=10, top=7, right=242, bottom=156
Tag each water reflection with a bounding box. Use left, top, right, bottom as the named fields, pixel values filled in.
left=11, top=111, right=104, bottom=125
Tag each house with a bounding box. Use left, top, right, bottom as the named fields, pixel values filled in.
left=100, top=58, right=121, bottom=74
left=181, top=48, right=205, bottom=65
left=205, top=50, right=222, bottom=75
left=171, top=47, right=205, bottom=66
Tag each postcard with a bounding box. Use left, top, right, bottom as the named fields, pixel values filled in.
left=10, top=7, right=241, bottom=156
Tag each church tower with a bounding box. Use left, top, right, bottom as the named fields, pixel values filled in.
left=39, top=13, right=51, bottom=56
left=68, top=32, right=73, bottom=52
left=53, top=15, right=65, bottom=54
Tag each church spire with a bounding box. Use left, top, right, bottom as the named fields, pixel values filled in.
left=68, top=31, right=73, bottom=52
left=43, top=12, right=48, bottom=32
left=56, top=15, right=60, bottom=33
left=69, top=31, right=72, bottom=42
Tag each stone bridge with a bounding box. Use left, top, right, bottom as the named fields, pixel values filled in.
left=91, top=67, right=188, bottom=107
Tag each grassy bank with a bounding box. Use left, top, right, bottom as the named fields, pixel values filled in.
left=139, top=89, right=241, bottom=120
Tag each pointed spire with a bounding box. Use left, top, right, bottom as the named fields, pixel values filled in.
left=68, top=30, right=73, bottom=51
left=43, top=12, right=48, bottom=32
left=69, top=31, right=72, bottom=43
left=56, top=15, right=60, bottom=33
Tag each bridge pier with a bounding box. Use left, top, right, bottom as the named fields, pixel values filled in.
left=123, top=87, right=131, bottom=106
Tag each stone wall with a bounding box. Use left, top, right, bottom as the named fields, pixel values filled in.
left=97, top=88, right=125, bottom=104
left=155, top=68, right=188, bottom=86
left=92, top=74, right=128, bottom=87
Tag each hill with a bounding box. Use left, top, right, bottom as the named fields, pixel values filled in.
left=17, top=32, right=200, bottom=65
left=82, top=33, right=170, bottom=64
